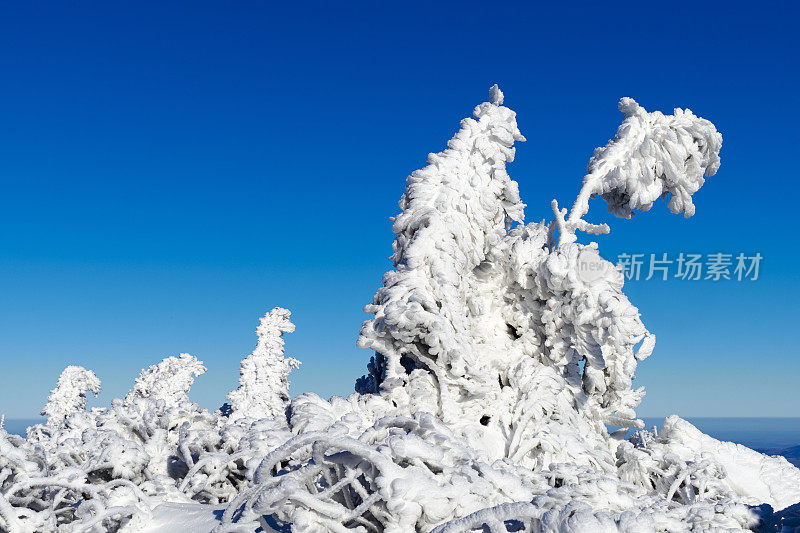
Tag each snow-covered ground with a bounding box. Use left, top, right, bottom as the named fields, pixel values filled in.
left=655, top=416, right=800, bottom=511
left=131, top=415, right=800, bottom=532
left=2, top=87, right=798, bottom=532
left=138, top=503, right=225, bottom=533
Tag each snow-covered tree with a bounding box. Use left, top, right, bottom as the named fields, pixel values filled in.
left=225, top=307, right=300, bottom=421
left=126, top=353, right=206, bottom=406
left=353, top=85, right=653, bottom=475
left=40, top=365, right=101, bottom=425
left=356, top=84, right=526, bottom=413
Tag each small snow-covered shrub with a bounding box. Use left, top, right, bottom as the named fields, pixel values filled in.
left=226, top=307, right=300, bottom=422
left=1, top=87, right=797, bottom=533
left=40, top=366, right=101, bottom=426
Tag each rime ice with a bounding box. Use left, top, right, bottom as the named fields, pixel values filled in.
left=1, top=87, right=797, bottom=533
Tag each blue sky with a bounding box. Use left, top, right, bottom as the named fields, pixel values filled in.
left=1, top=1, right=797, bottom=419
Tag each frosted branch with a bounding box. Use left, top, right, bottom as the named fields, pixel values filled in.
left=552, top=97, right=722, bottom=247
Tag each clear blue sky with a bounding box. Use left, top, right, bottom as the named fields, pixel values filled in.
left=1, top=1, right=797, bottom=419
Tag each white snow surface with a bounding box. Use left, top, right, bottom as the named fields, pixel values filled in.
left=657, top=416, right=800, bottom=511
left=1, top=87, right=798, bottom=532
left=138, top=502, right=225, bottom=533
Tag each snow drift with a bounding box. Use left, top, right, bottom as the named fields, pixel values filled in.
left=1, top=86, right=798, bottom=533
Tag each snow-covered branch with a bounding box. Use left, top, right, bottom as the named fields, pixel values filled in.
left=553, top=97, right=722, bottom=246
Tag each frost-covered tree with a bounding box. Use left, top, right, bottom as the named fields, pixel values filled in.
left=354, top=85, right=657, bottom=474
left=40, top=365, right=101, bottom=425
left=225, top=307, right=300, bottom=421
left=356, top=91, right=725, bottom=468
left=356, top=84, right=526, bottom=412
left=126, top=353, right=206, bottom=406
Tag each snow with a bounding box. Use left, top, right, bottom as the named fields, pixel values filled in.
left=657, top=416, right=800, bottom=511
left=138, top=502, right=224, bottom=533
left=1, top=86, right=798, bottom=532
left=40, top=366, right=101, bottom=426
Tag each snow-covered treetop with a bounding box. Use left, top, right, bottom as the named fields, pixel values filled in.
left=357, top=84, right=526, bottom=402
left=126, top=353, right=206, bottom=406
left=391, top=82, right=526, bottom=266
left=551, top=97, right=722, bottom=246
left=40, top=365, right=101, bottom=425
left=489, top=83, right=504, bottom=105
left=226, top=307, right=299, bottom=421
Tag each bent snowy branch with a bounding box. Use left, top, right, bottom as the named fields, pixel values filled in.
left=553, top=97, right=722, bottom=247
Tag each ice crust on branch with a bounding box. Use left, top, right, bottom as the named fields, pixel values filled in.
left=226, top=307, right=300, bottom=421
left=2, top=87, right=798, bottom=533
left=552, top=97, right=723, bottom=247
left=589, top=98, right=722, bottom=219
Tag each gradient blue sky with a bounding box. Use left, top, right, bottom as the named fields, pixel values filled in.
left=1, top=1, right=798, bottom=419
